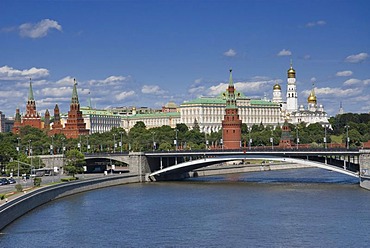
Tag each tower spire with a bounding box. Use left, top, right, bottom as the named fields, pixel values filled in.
left=229, top=68, right=233, bottom=86
left=28, top=78, right=34, bottom=101
left=71, top=78, right=79, bottom=104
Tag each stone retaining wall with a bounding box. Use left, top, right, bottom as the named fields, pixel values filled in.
left=0, top=175, right=139, bottom=231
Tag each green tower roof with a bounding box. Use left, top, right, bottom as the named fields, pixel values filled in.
left=28, top=78, right=34, bottom=101
left=71, top=79, right=79, bottom=104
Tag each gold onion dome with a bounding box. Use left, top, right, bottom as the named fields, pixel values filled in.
left=273, top=83, right=281, bottom=90
left=307, top=91, right=317, bottom=104
left=287, top=66, right=296, bottom=78
left=287, top=60, right=296, bottom=78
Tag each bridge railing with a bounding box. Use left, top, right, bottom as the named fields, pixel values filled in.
left=144, top=147, right=359, bottom=154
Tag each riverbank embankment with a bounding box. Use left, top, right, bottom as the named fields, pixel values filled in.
left=0, top=174, right=139, bottom=231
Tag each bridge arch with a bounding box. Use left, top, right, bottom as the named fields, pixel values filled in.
left=149, top=155, right=359, bottom=181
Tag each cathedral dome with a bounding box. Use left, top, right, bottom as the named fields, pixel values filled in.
left=307, top=91, right=317, bottom=104
left=287, top=66, right=296, bottom=78
left=273, top=83, right=281, bottom=90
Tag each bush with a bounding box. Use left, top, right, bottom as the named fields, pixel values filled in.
left=15, top=184, right=23, bottom=192
left=33, top=177, right=42, bottom=187
left=0, top=194, right=4, bottom=200
left=61, top=177, right=78, bottom=182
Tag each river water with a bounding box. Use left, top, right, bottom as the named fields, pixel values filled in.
left=1, top=168, right=370, bottom=248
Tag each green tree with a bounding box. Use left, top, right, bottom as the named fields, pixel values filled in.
left=64, top=149, right=85, bottom=177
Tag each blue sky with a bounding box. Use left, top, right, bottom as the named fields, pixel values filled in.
left=0, top=0, right=369, bottom=118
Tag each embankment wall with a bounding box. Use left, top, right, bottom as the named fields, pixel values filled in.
left=0, top=175, right=139, bottom=231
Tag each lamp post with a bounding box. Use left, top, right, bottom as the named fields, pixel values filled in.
left=61, top=137, right=65, bottom=176
left=28, top=139, right=32, bottom=156
left=248, top=126, right=252, bottom=150
left=174, top=129, right=178, bottom=151
left=86, top=135, right=90, bottom=153
left=113, top=134, right=116, bottom=153
left=152, top=132, right=155, bottom=151
left=78, top=135, right=81, bottom=152
left=17, top=137, right=20, bottom=182
left=270, top=129, right=274, bottom=150
left=324, top=125, right=327, bottom=149
left=51, top=136, right=55, bottom=183
left=120, top=131, right=123, bottom=153
left=296, top=125, right=299, bottom=150
left=345, top=125, right=350, bottom=149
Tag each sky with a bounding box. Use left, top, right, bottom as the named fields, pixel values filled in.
left=0, top=0, right=369, bottom=118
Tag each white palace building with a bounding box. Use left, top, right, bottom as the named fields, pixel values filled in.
left=71, top=63, right=329, bottom=134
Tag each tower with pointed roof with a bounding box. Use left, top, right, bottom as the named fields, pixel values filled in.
left=44, top=109, right=50, bottom=131
left=286, top=61, right=298, bottom=113
left=22, top=78, right=42, bottom=129
left=221, top=69, right=242, bottom=149
left=12, top=108, right=22, bottom=134
left=63, top=79, right=89, bottom=139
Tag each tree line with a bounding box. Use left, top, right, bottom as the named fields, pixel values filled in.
left=1, top=113, right=369, bottom=176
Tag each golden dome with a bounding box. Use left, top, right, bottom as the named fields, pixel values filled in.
left=273, top=83, right=281, bottom=90
left=287, top=60, right=296, bottom=78
left=307, top=91, right=317, bottom=104
left=287, top=66, right=296, bottom=78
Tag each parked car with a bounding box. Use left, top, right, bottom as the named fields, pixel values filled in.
left=8, top=178, right=16, bottom=184
left=0, top=178, right=9, bottom=185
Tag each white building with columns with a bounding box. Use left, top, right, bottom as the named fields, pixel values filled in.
left=180, top=90, right=282, bottom=134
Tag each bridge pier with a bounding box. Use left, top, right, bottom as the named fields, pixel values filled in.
left=359, top=149, right=370, bottom=190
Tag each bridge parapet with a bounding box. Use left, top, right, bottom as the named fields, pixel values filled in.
left=359, top=149, right=370, bottom=190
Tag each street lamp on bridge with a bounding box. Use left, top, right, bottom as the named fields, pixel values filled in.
left=324, top=125, right=327, bottom=149
left=174, top=129, right=178, bottom=151
left=295, top=125, right=299, bottom=150
left=17, top=137, right=20, bottom=182
left=113, top=133, right=117, bottom=153
left=152, top=131, right=156, bottom=151
left=345, top=125, right=350, bottom=149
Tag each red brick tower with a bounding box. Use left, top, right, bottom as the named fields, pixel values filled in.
left=63, top=79, right=89, bottom=139
left=222, top=69, right=242, bottom=149
left=44, top=109, right=50, bottom=131
left=22, top=79, right=42, bottom=129
left=49, top=104, right=64, bottom=135
left=12, top=108, right=22, bottom=134
left=279, top=120, right=293, bottom=148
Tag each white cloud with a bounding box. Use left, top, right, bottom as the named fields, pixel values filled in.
left=306, top=20, right=326, bottom=28
left=141, top=85, right=166, bottom=95
left=343, top=78, right=362, bottom=86
left=336, top=70, right=353, bottom=77
left=223, top=49, right=236, bottom=57
left=303, top=54, right=311, bottom=60
left=19, top=19, right=62, bottom=38
left=194, top=78, right=203, bottom=85
left=56, top=76, right=76, bottom=86
left=308, top=87, right=361, bottom=97
left=0, top=65, right=49, bottom=80
left=208, top=80, right=272, bottom=96
left=40, top=87, right=72, bottom=97
left=89, top=75, right=128, bottom=86
left=363, top=79, right=370, bottom=85
left=277, top=49, right=292, bottom=56
left=345, top=53, right=369, bottom=63
left=188, top=86, right=205, bottom=95
left=115, top=91, right=135, bottom=101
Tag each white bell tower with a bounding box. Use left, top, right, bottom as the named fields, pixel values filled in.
left=286, top=61, right=298, bottom=113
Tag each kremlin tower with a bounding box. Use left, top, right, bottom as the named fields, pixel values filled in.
left=63, top=79, right=89, bottom=139
left=221, top=69, right=242, bottom=149
left=22, top=79, right=42, bottom=129
left=12, top=78, right=89, bottom=139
